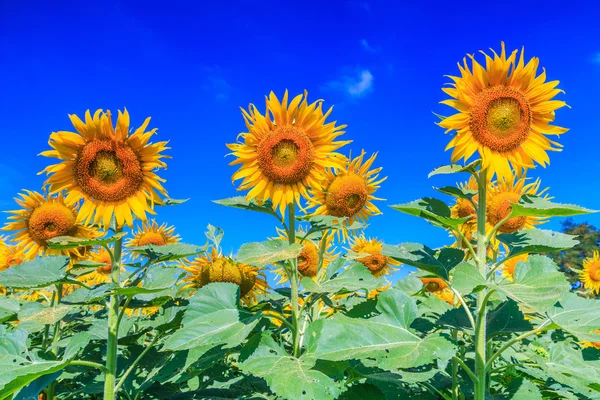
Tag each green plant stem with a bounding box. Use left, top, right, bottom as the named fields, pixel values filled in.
left=114, top=335, right=160, bottom=392
left=451, top=330, right=459, bottom=400
left=46, top=285, right=63, bottom=400
left=69, top=360, right=111, bottom=374
left=451, top=288, right=476, bottom=329
left=265, top=311, right=295, bottom=331
left=104, top=227, right=123, bottom=400
left=455, top=228, right=477, bottom=260
left=287, top=204, right=301, bottom=357
left=452, top=356, right=477, bottom=383
left=474, top=169, right=488, bottom=400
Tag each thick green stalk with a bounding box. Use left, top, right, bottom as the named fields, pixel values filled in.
left=104, top=229, right=123, bottom=400
left=287, top=204, right=301, bottom=357
left=451, top=330, right=459, bottom=400
left=474, top=170, right=488, bottom=400
left=46, top=285, right=63, bottom=400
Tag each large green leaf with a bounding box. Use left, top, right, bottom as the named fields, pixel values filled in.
left=240, top=333, right=341, bottom=400
left=0, top=298, right=20, bottom=322
left=129, top=243, right=207, bottom=262
left=390, top=198, right=469, bottom=229
left=491, top=256, right=570, bottom=314
left=302, top=263, right=383, bottom=294
left=428, top=160, right=480, bottom=178
left=486, top=300, right=532, bottom=337
left=236, top=239, right=302, bottom=267
left=506, top=378, right=543, bottom=400
left=307, top=288, right=455, bottom=370
left=162, top=283, right=260, bottom=351
left=511, top=194, right=596, bottom=218
left=213, top=196, right=279, bottom=218
left=0, top=256, right=69, bottom=289
left=157, top=197, right=189, bottom=206
left=17, top=302, right=73, bottom=333
left=296, top=215, right=367, bottom=234
left=548, top=293, right=600, bottom=343
left=497, top=229, right=579, bottom=258
left=382, top=244, right=463, bottom=280
left=114, top=267, right=179, bottom=296
left=451, top=262, right=485, bottom=294
left=47, top=232, right=127, bottom=250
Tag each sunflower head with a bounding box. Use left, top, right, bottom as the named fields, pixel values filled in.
left=0, top=236, right=26, bottom=272
left=179, top=247, right=268, bottom=304
left=487, top=173, right=549, bottom=234
left=3, top=191, right=100, bottom=259
left=420, top=277, right=454, bottom=305
left=501, top=254, right=528, bottom=281
left=78, top=248, right=124, bottom=285
left=308, top=151, right=386, bottom=239
left=581, top=251, right=600, bottom=296
left=227, top=90, right=350, bottom=216
left=350, top=236, right=399, bottom=278
left=40, top=108, right=169, bottom=228
left=126, top=219, right=180, bottom=258
left=439, top=42, right=568, bottom=180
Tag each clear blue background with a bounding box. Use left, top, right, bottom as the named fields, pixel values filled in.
left=1, top=0, right=599, bottom=283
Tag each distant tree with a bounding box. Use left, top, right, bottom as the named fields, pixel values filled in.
left=548, top=218, right=600, bottom=294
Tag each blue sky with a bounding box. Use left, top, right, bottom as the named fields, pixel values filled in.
left=1, top=0, right=599, bottom=283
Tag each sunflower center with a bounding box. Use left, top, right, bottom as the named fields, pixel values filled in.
left=240, top=268, right=257, bottom=297
left=208, top=258, right=243, bottom=287
left=470, top=86, right=531, bottom=153
left=589, top=262, right=600, bottom=281
left=357, top=253, right=387, bottom=273
left=257, top=126, right=315, bottom=184
left=137, top=232, right=167, bottom=246
left=297, top=242, right=319, bottom=277
left=28, top=202, right=77, bottom=244
left=454, top=198, right=476, bottom=219
left=75, top=140, right=144, bottom=202
left=325, top=174, right=369, bottom=218
left=6, top=254, right=23, bottom=268
left=426, top=281, right=441, bottom=292
left=487, top=191, right=527, bottom=233
left=96, top=264, right=113, bottom=274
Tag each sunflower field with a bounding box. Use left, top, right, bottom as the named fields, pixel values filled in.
left=1, top=43, right=599, bottom=400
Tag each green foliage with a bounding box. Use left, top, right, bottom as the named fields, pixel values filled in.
left=382, top=244, right=464, bottom=280
left=236, top=239, right=302, bottom=267
left=390, top=198, right=469, bottom=229
left=498, top=229, right=579, bottom=258
left=0, top=256, right=69, bottom=289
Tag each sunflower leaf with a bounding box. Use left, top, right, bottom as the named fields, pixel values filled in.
left=382, top=244, right=463, bottom=280
left=451, top=262, right=485, bottom=294
left=0, top=256, right=69, bottom=289
left=302, top=263, right=383, bottom=294
left=511, top=195, right=597, bottom=218
left=486, top=299, right=533, bottom=337
left=390, top=198, right=469, bottom=229
left=505, top=378, right=543, bottom=400
left=297, top=215, right=367, bottom=234
left=240, top=333, right=341, bottom=400
left=128, top=243, right=207, bottom=262
left=306, top=288, right=456, bottom=370
left=162, top=283, right=260, bottom=352
left=434, top=185, right=477, bottom=201
left=0, top=298, right=20, bottom=323
left=17, top=302, right=74, bottom=333
left=213, top=196, right=279, bottom=218
left=428, top=160, right=480, bottom=178
left=490, top=255, right=570, bottom=314
left=236, top=239, right=302, bottom=267
left=547, top=293, right=600, bottom=343
left=157, top=197, right=189, bottom=206
left=46, top=232, right=127, bottom=250
left=114, top=267, right=180, bottom=297
left=497, top=229, right=579, bottom=258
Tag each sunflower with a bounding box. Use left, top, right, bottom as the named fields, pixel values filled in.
left=439, top=42, right=568, bottom=180
left=0, top=236, right=25, bottom=272
left=349, top=236, right=399, bottom=278
left=581, top=251, right=600, bottom=296
left=501, top=254, right=528, bottom=281
left=40, top=108, right=169, bottom=228
left=179, top=247, right=268, bottom=305
left=79, top=248, right=125, bottom=285
left=271, top=227, right=337, bottom=284
left=227, top=90, right=350, bottom=216
left=581, top=330, right=600, bottom=350
left=3, top=190, right=101, bottom=259
left=125, top=219, right=180, bottom=258
left=307, top=151, right=386, bottom=239
left=420, top=277, right=455, bottom=305
left=487, top=173, right=549, bottom=235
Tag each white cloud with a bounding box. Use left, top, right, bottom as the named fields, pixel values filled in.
left=360, top=39, right=376, bottom=52
left=326, top=69, right=374, bottom=98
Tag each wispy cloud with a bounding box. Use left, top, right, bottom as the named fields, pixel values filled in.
left=325, top=69, right=374, bottom=98
left=360, top=39, right=376, bottom=52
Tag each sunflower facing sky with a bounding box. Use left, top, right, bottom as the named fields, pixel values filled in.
left=439, top=42, right=568, bottom=180
left=227, top=90, right=350, bottom=216
left=349, top=236, right=399, bottom=278
left=3, top=190, right=100, bottom=259
left=580, top=251, right=600, bottom=296
left=179, top=246, right=268, bottom=305
left=307, top=151, right=386, bottom=238
left=40, top=108, right=169, bottom=228
left=126, top=219, right=180, bottom=258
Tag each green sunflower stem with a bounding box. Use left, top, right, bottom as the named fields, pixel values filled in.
left=287, top=203, right=301, bottom=357
left=104, top=227, right=123, bottom=400
left=474, top=169, right=488, bottom=400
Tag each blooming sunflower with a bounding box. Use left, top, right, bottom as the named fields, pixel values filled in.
left=581, top=251, right=600, bottom=296
left=0, top=236, right=25, bottom=272
left=420, top=277, right=455, bottom=305
left=271, top=227, right=337, bottom=284
left=349, top=236, right=399, bottom=278
left=307, top=151, right=386, bottom=239
left=487, top=172, right=549, bottom=235
left=3, top=190, right=101, bottom=259
left=501, top=254, right=528, bottom=281
left=439, top=42, right=568, bottom=180
left=227, top=90, right=350, bottom=216
left=40, top=108, right=169, bottom=228
left=581, top=330, right=600, bottom=350
left=79, top=248, right=125, bottom=285
left=179, top=247, right=268, bottom=305
left=125, top=219, right=180, bottom=259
